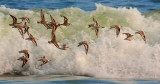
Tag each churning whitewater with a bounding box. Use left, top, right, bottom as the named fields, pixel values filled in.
left=0, top=4, right=160, bottom=79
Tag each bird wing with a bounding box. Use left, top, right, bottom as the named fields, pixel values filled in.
left=50, top=15, right=58, bottom=30
left=140, top=32, right=146, bottom=42
left=51, top=32, right=56, bottom=41
left=19, top=50, right=24, bottom=53
left=93, top=17, right=99, bottom=26
left=78, top=42, right=83, bottom=47
left=25, top=53, right=30, bottom=58
left=93, top=17, right=97, bottom=23
left=50, top=15, right=56, bottom=23
left=26, top=30, right=30, bottom=36
left=10, top=15, right=17, bottom=24
left=18, top=27, right=24, bottom=39
left=30, top=34, right=38, bottom=46
left=54, top=42, right=59, bottom=48
left=64, top=17, right=68, bottom=24
left=22, top=61, right=25, bottom=67
left=51, top=28, right=55, bottom=38
left=41, top=61, right=48, bottom=66
left=95, top=21, right=99, bottom=26
left=24, top=17, right=30, bottom=23
left=43, top=23, right=50, bottom=29
left=95, top=29, right=99, bottom=38
left=61, top=15, right=68, bottom=24
left=32, top=38, right=38, bottom=46
left=22, top=60, right=27, bottom=68
left=84, top=44, right=89, bottom=55
left=27, top=18, right=30, bottom=23
left=41, top=9, right=45, bottom=21
left=116, top=28, right=120, bottom=37
left=24, top=27, right=29, bottom=34
left=51, top=33, right=59, bottom=48
left=123, top=33, right=131, bottom=38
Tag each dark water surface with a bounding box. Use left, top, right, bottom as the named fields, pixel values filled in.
left=1, top=75, right=160, bottom=84
left=0, top=0, right=160, bottom=12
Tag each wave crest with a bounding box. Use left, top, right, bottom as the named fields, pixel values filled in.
left=0, top=4, right=160, bottom=79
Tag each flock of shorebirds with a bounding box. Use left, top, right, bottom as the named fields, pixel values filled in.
left=9, top=9, right=146, bottom=68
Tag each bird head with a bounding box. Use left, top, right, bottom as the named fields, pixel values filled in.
left=48, top=41, right=52, bottom=44
left=37, top=21, right=40, bottom=24
left=135, top=32, right=139, bottom=34
left=101, top=26, right=105, bottom=28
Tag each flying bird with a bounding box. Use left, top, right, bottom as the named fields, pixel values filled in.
left=123, top=33, right=134, bottom=41
left=78, top=41, right=89, bottom=55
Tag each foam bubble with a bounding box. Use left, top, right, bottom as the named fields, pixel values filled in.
left=0, top=4, right=160, bottom=79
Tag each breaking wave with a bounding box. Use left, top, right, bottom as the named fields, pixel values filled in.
left=0, top=4, right=160, bottom=79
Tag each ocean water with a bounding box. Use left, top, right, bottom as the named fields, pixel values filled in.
left=0, top=0, right=160, bottom=84
left=1, top=0, right=160, bottom=12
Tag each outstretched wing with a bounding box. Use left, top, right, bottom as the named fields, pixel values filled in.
left=140, top=32, right=146, bottom=43
left=40, top=61, right=48, bottom=66
left=78, top=42, right=83, bottom=47
left=123, top=33, right=131, bottom=38
left=22, top=60, right=27, bottom=68
left=18, top=27, right=24, bottom=39
left=142, top=35, right=146, bottom=42
left=51, top=32, right=59, bottom=48
left=93, top=17, right=99, bottom=26
left=41, top=9, right=45, bottom=21
left=53, top=42, right=59, bottom=48
left=30, top=34, right=38, bottom=46
left=25, top=53, right=30, bottom=58
left=27, top=18, right=30, bottom=23
left=50, top=15, right=56, bottom=23
left=116, top=28, right=120, bottom=37
left=19, top=50, right=24, bottom=53
left=10, top=14, right=17, bottom=24
left=95, top=29, right=99, bottom=38
left=43, top=23, right=50, bottom=29
left=84, top=44, right=89, bottom=55
left=51, top=32, right=56, bottom=42
left=32, top=38, right=38, bottom=46
left=61, top=15, right=68, bottom=24
left=50, top=15, right=58, bottom=30
left=93, top=17, right=96, bottom=23
left=24, top=27, right=29, bottom=34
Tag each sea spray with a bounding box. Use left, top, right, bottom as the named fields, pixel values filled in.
left=0, top=4, right=160, bottom=78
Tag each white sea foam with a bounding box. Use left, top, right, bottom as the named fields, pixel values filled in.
left=0, top=4, right=160, bottom=79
